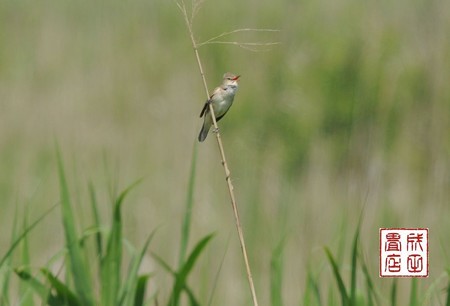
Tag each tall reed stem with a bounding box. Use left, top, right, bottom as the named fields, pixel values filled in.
left=177, top=2, right=259, bottom=305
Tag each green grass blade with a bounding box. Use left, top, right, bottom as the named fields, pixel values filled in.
left=56, top=148, right=94, bottom=306
left=168, top=233, right=214, bottom=306
left=151, top=253, right=200, bottom=306
left=324, top=247, right=349, bottom=306
left=89, top=182, right=103, bottom=259
left=15, top=268, right=59, bottom=305
left=270, top=238, right=285, bottom=306
left=134, top=274, right=151, bottom=306
left=360, top=253, right=376, bottom=306
left=151, top=252, right=176, bottom=276
left=120, top=230, right=156, bottom=306
left=41, top=268, right=81, bottom=306
left=446, top=269, right=450, bottom=306
left=304, top=268, right=322, bottom=306
left=446, top=281, right=450, bottom=306
left=349, top=222, right=361, bottom=306
left=19, top=208, right=33, bottom=306
left=0, top=263, right=11, bottom=306
left=422, top=272, right=447, bottom=305
left=0, top=204, right=57, bottom=268
left=409, top=278, right=418, bottom=306
left=179, top=234, right=214, bottom=282
left=179, top=143, right=198, bottom=268
left=185, top=286, right=201, bottom=306
left=101, top=179, right=143, bottom=306
left=390, top=279, right=397, bottom=306
left=101, top=193, right=125, bottom=305
left=207, top=236, right=230, bottom=306
left=2, top=204, right=56, bottom=305
left=0, top=204, right=20, bottom=306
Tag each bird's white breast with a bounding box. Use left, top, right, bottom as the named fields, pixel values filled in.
left=213, top=86, right=237, bottom=116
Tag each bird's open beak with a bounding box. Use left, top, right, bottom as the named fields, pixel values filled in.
left=232, top=75, right=241, bottom=81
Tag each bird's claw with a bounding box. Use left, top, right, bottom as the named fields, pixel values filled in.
left=212, top=127, right=219, bottom=134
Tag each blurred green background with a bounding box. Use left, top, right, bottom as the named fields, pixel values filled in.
left=1, top=0, right=449, bottom=304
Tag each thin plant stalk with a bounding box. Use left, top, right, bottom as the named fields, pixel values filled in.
left=176, top=1, right=259, bottom=305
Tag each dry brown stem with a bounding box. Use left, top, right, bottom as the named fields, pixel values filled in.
left=176, top=1, right=268, bottom=306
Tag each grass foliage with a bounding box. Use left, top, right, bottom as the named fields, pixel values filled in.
left=1, top=146, right=215, bottom=306
left=11, top=150, right=154, bottom=306
left=0, top=146, right=449, bottom=305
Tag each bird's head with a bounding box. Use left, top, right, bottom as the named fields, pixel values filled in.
left=222, top=72, right=240, bottom=88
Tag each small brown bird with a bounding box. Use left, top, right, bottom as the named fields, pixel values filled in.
left=198, top=72, right=240, bottom=142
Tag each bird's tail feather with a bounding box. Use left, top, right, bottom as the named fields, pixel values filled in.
left=198, top=124, right=210, bottom=142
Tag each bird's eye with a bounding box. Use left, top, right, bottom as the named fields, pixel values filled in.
left=227, top=77, right=232, bottom=80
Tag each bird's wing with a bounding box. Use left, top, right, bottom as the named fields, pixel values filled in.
left=199, top=100, right=209, bottom=118
left=199, top=86, right=222, bottom=118
left=216, top=112, right=227, bottom=122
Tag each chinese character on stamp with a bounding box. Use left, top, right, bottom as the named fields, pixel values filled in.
left=380, top=228, right=428, bottom=277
